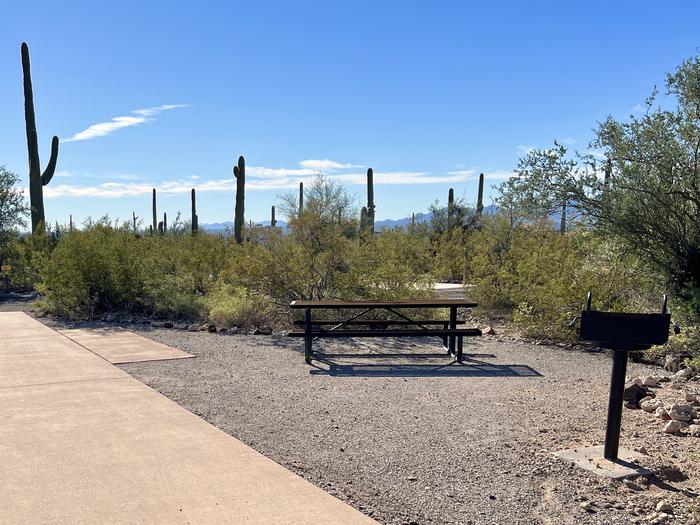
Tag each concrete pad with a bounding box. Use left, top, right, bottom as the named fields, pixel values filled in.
left=0, top=313, right=376, bottom=524
left=0, top=314, right=128, bottom=388
left=553, top=445, right=654, bottom=479
left=60, top=327, right=194, bottom=364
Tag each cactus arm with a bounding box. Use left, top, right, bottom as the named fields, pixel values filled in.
left=41, top=136, right=59, bottom=185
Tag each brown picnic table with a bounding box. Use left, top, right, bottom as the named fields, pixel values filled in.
left=288, top=299, right=481, bottom=364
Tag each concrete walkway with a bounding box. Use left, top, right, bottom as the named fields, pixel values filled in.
left=0, top=312, right=376, bottom=524
left=60, top=327, right=194, bottom=364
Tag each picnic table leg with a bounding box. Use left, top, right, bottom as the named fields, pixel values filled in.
left=448, top=306, right=457, bottom=355
left=457, top=335, right=463, bottom=362
left=304, top=308, right=312, bottom=364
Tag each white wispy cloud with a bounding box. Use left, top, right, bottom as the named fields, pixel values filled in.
left=45, top=158, right=512, bottom=198
left=62, top=104, right=187, bottom=142
left=446, top=169, right=513, bottom=180
left=298, top=159, right=362, bottom=171
left=516, top=145, right=534, bottom=155
left=630, top=103, right=644, bottom=114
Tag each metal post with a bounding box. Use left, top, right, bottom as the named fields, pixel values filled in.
left=603, top=349, right=628, bottom=460
left=448, top=306, right=457, bottom=355
left=304, top=308, right=312, bottom=364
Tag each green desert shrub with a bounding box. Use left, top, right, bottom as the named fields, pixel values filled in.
left=206, top=285, right=274, bottom=329
left=467, top=216, right=660, bottom=340
left=38, top=222, right=228, bottom=318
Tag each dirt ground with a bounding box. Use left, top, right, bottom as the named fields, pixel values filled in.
left=93, top=325, right=699, bottom=525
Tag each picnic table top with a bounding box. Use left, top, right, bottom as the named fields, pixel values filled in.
left=289, top=299, right=478, bottom=309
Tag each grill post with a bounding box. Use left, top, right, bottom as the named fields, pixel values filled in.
left=603, top=349, right=628, bottom=460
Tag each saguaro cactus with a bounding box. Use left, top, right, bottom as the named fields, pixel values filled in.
left=233, top=155, right=245, bottom=244
left=152, top=188, right=157, bottom=234
left=69, top=214, right=73, bottom=232
left=271, top=205, right=277, bottom=227
left=360, top=206, right=368, bottom=234
left=22, top=42, right=59, bottom=232
left=447, top=188, right=455, bottom=229
left=191, top=188, right=198, bottom=233
left=132, top=212, right=137, bottom=233
left=476, top=173, right=484, bottom=217
left=366, top=168, right=375, bottom=234
left=298, top=182, right=304, bottom=215
left=163, top=212, right=167, bottom=235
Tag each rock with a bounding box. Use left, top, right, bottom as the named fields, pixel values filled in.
left=656, top=501, right=672, bottom=513
left=663, top=420, right=684, bottom=433
left=643, top=376, right=659, bottom=388
left=218, top=327, right=228, bottom=333
left=162, top=321, right=174, bottom=329
left=675, top=368, right=692, bottom=380
left=252, top=327, right=272, bottom=335
left=173, top=323, right=188, bottom=330
left=580, top=501, right=594, bottom=512
left=207, top=324, right=217, bottom=333
left=688, top=424, right=700, bottom=437
left=686, top=393, right=698, bottom=402
left=664, top=354, right=686, bottom=372
left=150, top=321, right=164, bottom=328
left=482, top=325, right=495, bottom=335
left=641, top=398, right=664, bottom=413
left=199, top=324, right=207, bottom=331
left=634, top=446, right=648, bottom=455
left=187, top=323, right=200, bottom=332
left=655, top=407, right=671, bottom=420
left=623, top=383, right=652, bottom=409
left=668, top=403, right=693, bottom=421
left=105, top=313, right=116, bottom=322
left=657, top=375, right=672, bottom=382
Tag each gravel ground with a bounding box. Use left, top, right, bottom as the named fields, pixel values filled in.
left=43, top=318, right=700, bottom=524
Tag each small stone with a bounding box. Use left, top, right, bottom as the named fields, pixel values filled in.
left=669, top=403, right=693, bottom=421
left=688, top=424, right=700, bottom=437
left=187, top=323, right=200, bottom=332
left=407, top=476, right=417, bottom=481
left=199, top=324, right=207, bottom=331
left=641, top=398, right=664, bottom=413
left=686, top=393, right=698, bottom=402
left=675, top=368, right=692, bottom=379
left=663, top=420, right=683, bottom=433
left=624, top=479, right=643, bottom=491
left=207, top=324, right=217, bottom=333
left=634, top=446, right=648, bottom=455
left=643, top=376, right=659, bottom=387
left=105, top=313, right=116, bottom=322
left=482, top=325, right=495, bottom=335
left=580, top=501, right=594, bottom=512
left=162, top=321, right=174, bottom=329
left=656, top=407, right=671, bottom=420
left=656, top=501, right=672, bottom=513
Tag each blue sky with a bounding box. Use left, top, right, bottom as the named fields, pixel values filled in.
left=2, top=1, right=700, bottom=225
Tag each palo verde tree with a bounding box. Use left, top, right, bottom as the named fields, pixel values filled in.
left=568, top=56, right=700, bottom=309
left=496, top=142, right=576, bottom=233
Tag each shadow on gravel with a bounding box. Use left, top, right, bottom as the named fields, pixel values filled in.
left=309, top=355, right=542, bottom=378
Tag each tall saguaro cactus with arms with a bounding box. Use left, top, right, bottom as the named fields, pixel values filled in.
left=22, top=42, right=59, bottom=233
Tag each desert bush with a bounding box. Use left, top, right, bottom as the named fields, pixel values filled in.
left=467, top=215, right=661, bottom=340
left=38, top=222, right=229, bottom=318
left=206, top=284, right=274, bottom=329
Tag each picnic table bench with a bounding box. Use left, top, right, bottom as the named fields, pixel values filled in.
left=288, top=299, right=481, bottom=364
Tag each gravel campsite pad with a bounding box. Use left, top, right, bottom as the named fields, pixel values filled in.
left=109, top=328, right=700, bottom=524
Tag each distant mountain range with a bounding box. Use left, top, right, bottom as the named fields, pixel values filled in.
left=201, top=204, right=499, bottom=233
